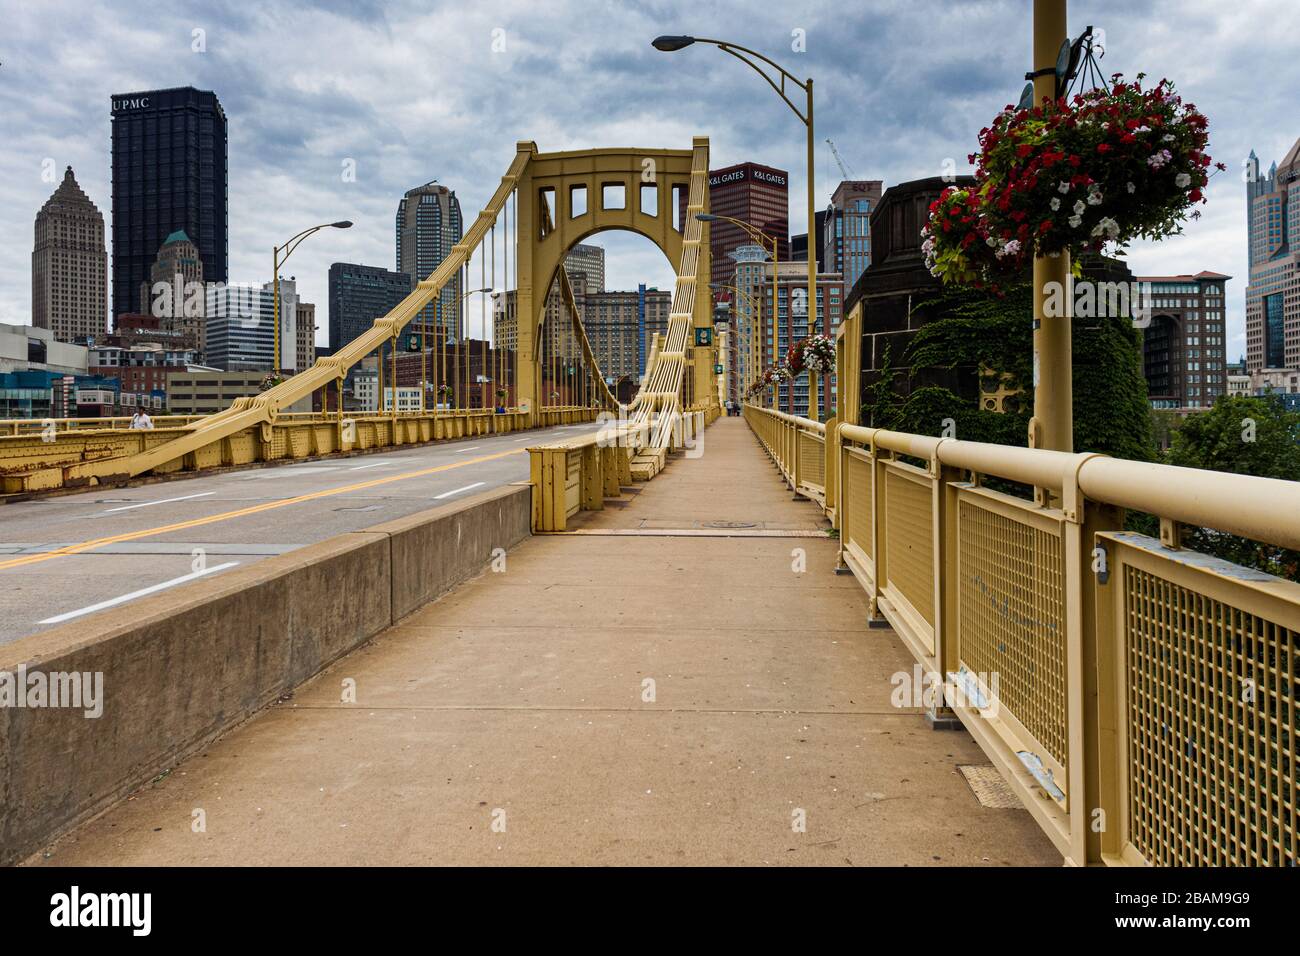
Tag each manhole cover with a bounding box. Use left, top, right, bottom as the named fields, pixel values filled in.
left=958, top=765, right=1022, bottom=809
left=703, top=520, right=758, bottom=529
left=334, top=504, right=383, bottom=513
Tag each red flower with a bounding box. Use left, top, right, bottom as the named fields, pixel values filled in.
left=1039, top=221, right=1052, bottom=233
left=1097, top=143, right=1112, bottom=153
left=1016, top=144, right=1034, bottom=158
left=1189, top=189, right=1203, bottom=202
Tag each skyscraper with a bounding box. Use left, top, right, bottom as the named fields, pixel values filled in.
left=563, top=243, right=606, bottom=293
left=680, top=162, right=790, bottom=288
left=110, top=87, right=228, bottom=322
left=1245, top=139, right=1300, bottom=371
left=823, top=180, right=883, bottom=290
left=1136, top=272, right=1231, bottom=409
left=139, top=230, right=204, bottom=356
left=328, top=262, right=414, bottom=353
left=32, top=167, right=108, bottom=344
left=396, top=182, right=462, bottom=338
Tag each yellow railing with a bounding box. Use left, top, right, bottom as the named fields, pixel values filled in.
left=745, top=402, right=1300, bottom=868
left=0, top=405, right=600, bottom=494
left=746, top=405, right=827, bottom=506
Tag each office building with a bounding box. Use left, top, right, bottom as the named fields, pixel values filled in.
left=1245, top=139, right=1300, bottom=372
left=32, top=167, right=108, bottom=344
left=296, top=300, right=317, bottom=375
left=823, top=180, right=883, bottom=290
left=636, top=285, right=672, bottom=378
left=759, top=262, right=843, bottom=418
left=682, top=162, right=789, bottom=288
left=397, top=182, right=462, bottom=338
left=205, top=282, right=277, bottom=372
left=139, top=230, right=205, bottom=357
left=328, top=262, right=413, bottom=354
left=165, top=368, right=309, bottom=415
left=564, top=243, right=606, bottom=293
left=1136, top=272, right=1231, bottom=409
left=111, top=87, right=228, bottom=321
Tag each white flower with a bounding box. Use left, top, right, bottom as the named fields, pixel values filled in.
left=1090, top=216, right=1121, bottom=240
left=1073, top=200, right=1086, bottom=215
left=1147, top=149, right=1174, bottom=170
left=1050, top=197, right=1061, bottom=211
left=1068, top=214, right=1083, bottom=228
left=1162, top=134, right=1175, bottom=142
left=986, top=236, right=998, bottom=246
left=1126, top=182, right=1137, bottom=194
left=1058, top=181, right=1071, bottom=194
left=1086, top=189, right=1103, bottom=206
left=1175, top=172, right=1192, bottom=188
left=1003, top=239, right=1021, bottom=256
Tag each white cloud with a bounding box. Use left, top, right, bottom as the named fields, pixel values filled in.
left=0, top=0, right=1295, bottom=363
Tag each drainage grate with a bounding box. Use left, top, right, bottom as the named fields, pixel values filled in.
left=334, top=504, right=383, bottom=513
left=958, top=765, right=1022, bottom=809
left=702, top=520, right=758, bottom=529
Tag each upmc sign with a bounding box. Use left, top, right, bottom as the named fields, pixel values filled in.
left=112, top=97, right=151, bottom=112
left=708, top=165, right=788, bottom=189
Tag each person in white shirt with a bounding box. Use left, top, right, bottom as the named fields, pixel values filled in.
left=129, top=410, right=154, bottom=430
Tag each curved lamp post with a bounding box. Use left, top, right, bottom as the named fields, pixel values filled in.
left=657, top=35, right=818, bottom=415
left=272, top=220, right=351, bottom=375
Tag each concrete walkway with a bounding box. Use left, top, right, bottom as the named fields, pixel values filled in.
left=32, top=417, right=1060, bottom=866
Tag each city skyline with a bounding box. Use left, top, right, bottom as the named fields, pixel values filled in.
left=0, top=0, right=1297, bottom=361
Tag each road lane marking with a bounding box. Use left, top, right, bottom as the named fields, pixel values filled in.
left=38, top=561, right=242, bottom=624
left=348, top=460, right=393, bottom=471
left=434, top=482, right=486, bottom=499
left=100, top=492, right=216, bottom=514
left=457, top=446, right=482, bottom=452
left=0, top=447, right=526, bottom=573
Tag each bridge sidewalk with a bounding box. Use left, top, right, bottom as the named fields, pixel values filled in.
left=32, top=417, right=1060, bottom=866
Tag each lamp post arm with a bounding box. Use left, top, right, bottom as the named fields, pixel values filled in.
left=694, top=38, right=810, bottom=124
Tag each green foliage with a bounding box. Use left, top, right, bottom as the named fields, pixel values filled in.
left=1158, top=395, right=1300, bottom=577
left=862, top=282, right=1154, bottom=463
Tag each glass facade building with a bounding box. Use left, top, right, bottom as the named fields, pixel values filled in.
left=328, top=262, right=414, bottom=353
left=1244, top=139, right=1300, bottom=372
left=110, top=87, right=228, bottom=322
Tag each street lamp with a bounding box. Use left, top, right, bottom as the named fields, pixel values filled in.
left=659, top=35, right=818, bottom=414
left=272, top=220, right=351, bottom=376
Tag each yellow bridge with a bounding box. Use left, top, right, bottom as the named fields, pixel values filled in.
left=0, top=136, right=1297, bottom=869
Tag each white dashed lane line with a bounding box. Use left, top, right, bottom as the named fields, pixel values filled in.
left=99, top=492, right=216, bottom=514
left=433, top=482, right=486, bottom=500
left=38, top=561, right=242, bottom=624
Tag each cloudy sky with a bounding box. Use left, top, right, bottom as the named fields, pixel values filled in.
left=1, top=0, right=1297, bottom=358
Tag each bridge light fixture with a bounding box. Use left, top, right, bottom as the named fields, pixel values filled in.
left=695, top=213, right=718, bottom=221
left=330, top=220, right=354, bottom=229
left=651, top=35, right=696, bottom=52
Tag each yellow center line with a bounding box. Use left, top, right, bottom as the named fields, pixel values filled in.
left=0, top=447, right=526, bottom=573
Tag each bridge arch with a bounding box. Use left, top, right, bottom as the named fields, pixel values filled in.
left=513, top=141, right=708, bottom=412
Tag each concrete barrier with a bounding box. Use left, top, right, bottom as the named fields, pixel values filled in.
left=0, top=484, right=531, bottom=865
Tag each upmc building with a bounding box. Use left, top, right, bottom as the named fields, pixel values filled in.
left=681, top=162, right=790, bottom=288
left=110, top=87, right=228, bottom=321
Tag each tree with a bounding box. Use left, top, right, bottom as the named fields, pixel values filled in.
left=1158, top=394, right=1300, bottom=576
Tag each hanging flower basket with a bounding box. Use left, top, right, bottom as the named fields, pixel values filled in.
left=785, top=339, right=807, bottom=377
left=802, top=334, right=835, bottom=374
left=259, top=372, right=285, bottom=392
left=772, top=365, right=793, bottom=384
left=924, top=74, right=1223, bottom=289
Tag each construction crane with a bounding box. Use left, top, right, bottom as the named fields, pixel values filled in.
left=825, top=138, right=856, bottom=180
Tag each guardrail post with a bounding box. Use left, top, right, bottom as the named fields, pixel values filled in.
left=928, top=445, right=964, bottom=729
left=580, top=444, right=603, bottom=512
left=1061, top=458, right=1124, bottom=866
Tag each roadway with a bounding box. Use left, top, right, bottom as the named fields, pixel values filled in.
left=0, top=424, right=592, bottom=645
